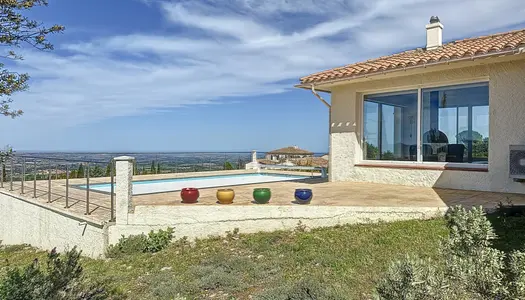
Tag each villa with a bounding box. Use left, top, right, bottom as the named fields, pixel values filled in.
left=297, top=17, right=525, bottom=193
left=264, top=146, right=314, bottom=162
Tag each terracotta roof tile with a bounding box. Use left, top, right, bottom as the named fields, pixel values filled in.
left=266, top=146, right=314, bottom=155
left=300, top=28, right=525, bottom=84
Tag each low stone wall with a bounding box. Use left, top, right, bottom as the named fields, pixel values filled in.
left=108, top=204, right=448, bottom=244
left=0, top=192, right=108, bottom=258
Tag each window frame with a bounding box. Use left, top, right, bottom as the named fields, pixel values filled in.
left=359, top=80, right=489, bottom=169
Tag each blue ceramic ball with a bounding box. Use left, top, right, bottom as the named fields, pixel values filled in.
left=294, top=189, right=313, bottom=204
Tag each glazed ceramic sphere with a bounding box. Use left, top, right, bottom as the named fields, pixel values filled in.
left=253, top=188, right=271, bottom=204
left=181, top=188, right=199, bottom=203
left=294, top=189, right=313, bottom=204
left=217, top=188, right=235, bottom=204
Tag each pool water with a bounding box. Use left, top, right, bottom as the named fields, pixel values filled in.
left=80, top=173, right=309, bottom=195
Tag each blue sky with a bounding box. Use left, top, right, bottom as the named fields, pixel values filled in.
left=0, top=0, right=524, bottom=152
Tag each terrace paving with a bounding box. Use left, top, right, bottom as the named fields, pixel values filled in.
left=2, top=169, right=525, bottom=224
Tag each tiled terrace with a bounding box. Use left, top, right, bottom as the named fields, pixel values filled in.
left=2, top=169, right=525, bottom=224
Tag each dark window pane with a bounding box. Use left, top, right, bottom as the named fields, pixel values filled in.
left=421, top=83, right=489, bottom=163
left=363, top=91, right=418, bottom=161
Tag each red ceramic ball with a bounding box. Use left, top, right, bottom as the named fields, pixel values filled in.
left=181, top=188, right=199, bottom=203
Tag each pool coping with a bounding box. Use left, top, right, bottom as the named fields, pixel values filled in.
left=72, top=172, right=320, bottom=196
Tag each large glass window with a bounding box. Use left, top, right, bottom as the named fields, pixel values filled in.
left=363, top=91, right=418, bottom=161
left=362, top=82, right=489, bottom=164
left=421, top=83, right=489, bottom=163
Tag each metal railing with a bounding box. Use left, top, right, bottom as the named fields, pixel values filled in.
left=0, top=155, right=116, bottom=222
left=130, top=152, right=253, bottom=175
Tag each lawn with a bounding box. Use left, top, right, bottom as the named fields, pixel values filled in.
left=0, top=218, right=449, bottom=299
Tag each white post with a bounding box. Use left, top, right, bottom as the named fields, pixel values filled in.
left=114, top=156, right=134, bottom=225
left=245, top=150, right=260, bottom=170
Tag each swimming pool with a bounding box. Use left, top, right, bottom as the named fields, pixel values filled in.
left=81, top=173, right=310, bottom=195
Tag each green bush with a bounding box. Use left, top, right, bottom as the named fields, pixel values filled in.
left=375, top=255, right=448, bottom=300
left=107, top=227, right=174, bottom=257
left=0, top=247, right=116, bottom=299
left=375, top=205, right=525, bottom=300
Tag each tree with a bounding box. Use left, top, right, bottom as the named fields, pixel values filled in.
left=0, top=247, right=113, bottom=298
left=133, top=160, right=138, bottom=175
left=0, top=0, right=64, bottom=118
left=472, top=137, right=489, bottom=159
left=156, top=162, right=160, bottom=174
left=77, top=163, right=84, bottom=178
left=150, top=160, right=156, bottom=174
left=105, top=161, right=111, bottom=177
left=90, top=165, right=104, bottom=177
left=0, top=145, right=11, bottom=180
left=457, top=130, right=483, bottom=144
left=223, top=161, right=234, bottom=170
left=365, top=142, right=379, bottom=160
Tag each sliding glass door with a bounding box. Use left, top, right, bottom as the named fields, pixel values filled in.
left=363, top=82, right=489, bottom=164
left=421, top=83, right=489, bottom=163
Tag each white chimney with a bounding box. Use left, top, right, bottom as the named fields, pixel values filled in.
left=426, top=16, right=443, bottom=50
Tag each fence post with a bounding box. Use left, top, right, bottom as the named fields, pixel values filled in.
left=65, top=164, right=69, bottom=208
left=9, top=158, right=13, bottom=191
left=85, top=163, right=90, bottom=215
left=47, top=169, right=51, bottom=202
left=33, top=161, right=37, bottom=198
left=110, top=159, right=115, bottom=222
left=114, top=156, right=134, bottom=225
left=21, top=158, right=25, bottom=194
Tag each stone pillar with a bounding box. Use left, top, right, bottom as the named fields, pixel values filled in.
left=245, top=150, right=260, bottom=170
left=114, top=156, right=134, bottom=225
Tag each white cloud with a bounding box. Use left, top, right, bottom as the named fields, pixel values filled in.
left=2, top=0, right=524, bottom=131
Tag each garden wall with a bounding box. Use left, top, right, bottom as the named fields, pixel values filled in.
left=0, top=191, right=108, bottom=258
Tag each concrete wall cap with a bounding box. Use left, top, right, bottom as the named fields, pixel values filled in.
left=114, top=156, right=135, bottom=161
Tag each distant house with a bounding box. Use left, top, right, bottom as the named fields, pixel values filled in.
left=296, top=16, right=525, bottom=193
left=265, top=146, right=314, bottom=162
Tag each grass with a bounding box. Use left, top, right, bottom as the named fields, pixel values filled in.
left=0, top=218, right=448, bottom=299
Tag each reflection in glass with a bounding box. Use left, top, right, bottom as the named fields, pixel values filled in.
left=421, top=83, right=489, bottom=163
left=363, top=91, right=418, bottom=161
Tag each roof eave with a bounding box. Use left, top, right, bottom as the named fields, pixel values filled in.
left=293, top=83, right=332, bottom=93
left=295, top=47, right=525, bottom=88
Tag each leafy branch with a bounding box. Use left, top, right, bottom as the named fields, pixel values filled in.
left=0, top=0, right=64, bottom=117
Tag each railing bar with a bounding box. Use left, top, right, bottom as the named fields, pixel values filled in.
left=33, top=161, right=37, bottom=198
left=21, top=158, right=25, bottom=194
left=65, top=164, right=69, bottom=208
left=47, top=169, right=51, bottom=203
left=85, top=163, right=90, bottom=215
left=14, top=155, right=108, bottom=164
left=9, top=158, right=13, bottom=191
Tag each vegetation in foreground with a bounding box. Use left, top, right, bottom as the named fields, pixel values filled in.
left=1, top=219, right=447, bottom=299
left=376, top=204, right=525, bottom=299
left=2, top=202, right=525, bottom=299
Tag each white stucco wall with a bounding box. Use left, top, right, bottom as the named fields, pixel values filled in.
left=328, top=58, right=525, bottom=193
left=0, top=192, right=108, bottom=257
left=108, top=204, right=447, bottom=244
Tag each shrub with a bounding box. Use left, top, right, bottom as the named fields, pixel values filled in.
left=0, top=247, right=115, bottom=299
left=107, top=227, right=174, bottom=257
left=442, top=206, right=496, bottom=256
left=507, top=251, right=525, bottom=299
left=375, top=255, right=449, bottom=300
left=375, top=205, right=525, bottom=300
